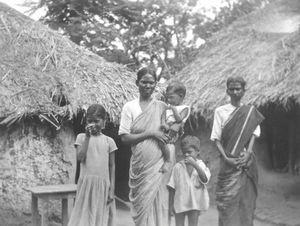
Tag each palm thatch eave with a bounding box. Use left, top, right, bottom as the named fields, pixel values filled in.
left=175, top=0, right=300, bottom=122
left=0, top=3, right=138, bottom=127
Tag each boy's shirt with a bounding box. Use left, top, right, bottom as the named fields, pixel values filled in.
left=168, top=159, right=211, bottom=213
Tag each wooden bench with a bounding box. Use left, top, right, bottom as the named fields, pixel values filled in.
left=27, top=184, right=77, bottom=226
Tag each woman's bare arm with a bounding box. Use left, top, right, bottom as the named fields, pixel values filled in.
left=120, top=131, right=169, bottom=146
left=215, top=140, right=239, bottom=167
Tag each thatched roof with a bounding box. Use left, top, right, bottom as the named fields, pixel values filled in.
left=0, top=3, right=137, bottom=127
left=175, top=0, right=300, bottom=121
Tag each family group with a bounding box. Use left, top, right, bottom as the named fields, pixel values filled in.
left=67, top=67, right=264, bottom=226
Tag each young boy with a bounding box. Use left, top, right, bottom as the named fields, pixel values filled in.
left=159, top=81, right=190, bottom=173
left=168, top=135, right=211, bottom=226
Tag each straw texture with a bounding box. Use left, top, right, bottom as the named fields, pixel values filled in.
left=0, top=3, right=137, bottom=127
left=175, top=0, right=300, bottom=121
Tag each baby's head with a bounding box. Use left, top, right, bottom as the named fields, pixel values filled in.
left=166, top=80, right=186, bottom=106
left=180, top=135, right=201, bottom=159
left=86, top=104, right=107, bottom=135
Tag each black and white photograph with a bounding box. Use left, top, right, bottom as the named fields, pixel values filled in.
left=0, top=0, right=299, bottom=225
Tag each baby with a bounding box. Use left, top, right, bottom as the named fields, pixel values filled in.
left=159, top=81, right=190, bottom=173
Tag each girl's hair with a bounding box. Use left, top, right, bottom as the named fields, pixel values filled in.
left=137, top=67, right=157, bottom=82
left=180, top=135, right=200, bottom=152
left=166, top=80, right=186, bottom=98
left=226, top=76, right=246, bottom=89
left=86, top=104, right=107, bottom=119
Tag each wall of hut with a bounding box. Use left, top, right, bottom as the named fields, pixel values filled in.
left=0, top=121, right=76, bottom=217
left=0, top=118, right=132, bottom=224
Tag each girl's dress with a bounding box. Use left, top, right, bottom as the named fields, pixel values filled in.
left=68, top=133, right=117, bottom=226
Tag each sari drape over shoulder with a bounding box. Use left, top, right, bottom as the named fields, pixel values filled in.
left=221, top=105, right=264, bottom=158
left=129, top=100, right=168, bottom=226
left=216, top=105, right=264, bottom=226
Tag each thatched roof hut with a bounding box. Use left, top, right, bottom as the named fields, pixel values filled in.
left=0, top=2, right=137, bottom=128
left=175, top=1, right=300, bottom=224
left=0, top=3, right=136, bottom=223
left=175, top=0, right=300, bottom=121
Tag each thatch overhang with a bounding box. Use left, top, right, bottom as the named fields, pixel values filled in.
left=175, top=0, right=300, bottom=122
left=0, top=3, right=137, bottom=128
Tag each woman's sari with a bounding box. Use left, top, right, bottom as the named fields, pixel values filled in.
left=129, top=99, right=169, bottom=226
left=216, top=105, right=264, bottom=226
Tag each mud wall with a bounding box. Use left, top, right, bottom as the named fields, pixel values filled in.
left=0, top=122, right=76, bottom=215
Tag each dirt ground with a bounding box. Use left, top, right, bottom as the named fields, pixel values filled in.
left=115, top=201, right=276, bottom=226
left=1, top=169, right=299, bottom=226
left=0, top=198, right=276, bottom=226
left=255, top=168, right=300, bottom=226
left=0, top=189, right=298, bottom=226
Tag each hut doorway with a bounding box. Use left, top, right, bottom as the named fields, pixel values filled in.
left=254, top=101, right=300, bottom=224
left=260, top=101, right=300, bottom=174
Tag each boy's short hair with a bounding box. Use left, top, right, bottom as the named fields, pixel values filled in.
left=166, top=80, right=186, bottom=98
left=180, top=135, right=200, bottom=152
left=226, top=76, right=246, bottom=89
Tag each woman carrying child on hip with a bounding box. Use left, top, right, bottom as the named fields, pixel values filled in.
left=159, top=81, right=190, bottom=173
left=168, top=135, right=211, bottom=226
left=68, top=104, right=118, bottom=226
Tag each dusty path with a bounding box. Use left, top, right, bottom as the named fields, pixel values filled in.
left=0, top=198, right=291, bottom=226
left=115, top=200, right=276, bottom=226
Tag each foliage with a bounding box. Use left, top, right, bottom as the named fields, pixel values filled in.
left=199, top=0, right=270, bottom=39
left=30, top=0, right=268, bottom=77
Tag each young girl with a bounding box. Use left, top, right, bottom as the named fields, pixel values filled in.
left=68, top=104, right=117, bottom=226
left=168, top=135, right=211, bottom=226
left=159, top=81, right=190, bottom=173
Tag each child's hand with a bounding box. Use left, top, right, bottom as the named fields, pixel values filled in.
left=160, top=124, right=169, bottom=133
left=85, top=124, right=93, bottom=137
left=184, top=156, right=197, bottom=166
left=86, top=123, right=99, bottom=136
left=167, top=104, right=176, bottom=110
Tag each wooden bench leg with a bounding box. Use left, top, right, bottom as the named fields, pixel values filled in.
left=62, top=198, right=68, bottom=226
left=31, top=194, right=39, bottom=226
left=41, top=198, right=49, bottom=226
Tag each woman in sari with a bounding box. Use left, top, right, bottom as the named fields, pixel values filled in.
left=119, top=67, right=170, bottom=226
left=211, top=76, right=264, bottom=226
